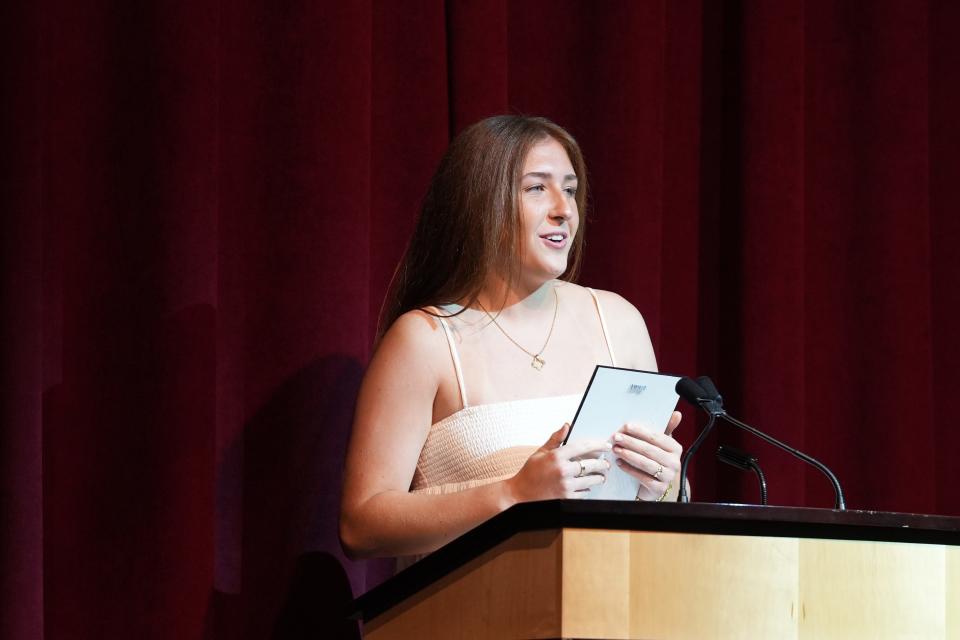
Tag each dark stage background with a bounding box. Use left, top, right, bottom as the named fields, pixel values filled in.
left=3, top=1, right=959, bottom=638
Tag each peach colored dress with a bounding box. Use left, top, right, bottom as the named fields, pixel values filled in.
left=398, top=289, right=616, bottom=569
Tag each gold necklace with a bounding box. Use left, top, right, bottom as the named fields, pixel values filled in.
left=477, top=288, right=559, bottom=371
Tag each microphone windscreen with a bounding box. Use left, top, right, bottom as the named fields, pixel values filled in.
left=697, top=376, right=721, bottom=401
left=716, top=444, right=757, bottom=470
left=676, top=377, right=709, bottom=406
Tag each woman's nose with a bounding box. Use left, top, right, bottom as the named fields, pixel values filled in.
left=550, top=188, right=573, bottom=218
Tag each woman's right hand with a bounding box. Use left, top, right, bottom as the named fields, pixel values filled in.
left=506, top=423, right=612, bottom=503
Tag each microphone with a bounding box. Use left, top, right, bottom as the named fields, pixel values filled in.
left=697, top=376, right=722, bottom=404
left=691, top=376, right=846, bottom=510
left=717, top=444, right=768, bottom=505
left=674, top=377, right=719, bottom=503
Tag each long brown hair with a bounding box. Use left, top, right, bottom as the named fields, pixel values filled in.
left=378, top=115, right=588, bottom=339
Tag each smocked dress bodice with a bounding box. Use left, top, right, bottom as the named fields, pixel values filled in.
left=396, top=287, right=618, bottom=570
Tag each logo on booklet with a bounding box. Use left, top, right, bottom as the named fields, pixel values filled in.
left=628, top=384, right=647, bottom=394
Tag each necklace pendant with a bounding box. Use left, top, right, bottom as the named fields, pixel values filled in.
left=531, top=354, right=545, bottom=370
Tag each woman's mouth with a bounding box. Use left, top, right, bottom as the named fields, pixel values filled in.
left=540, top=232, right=568, bottom=249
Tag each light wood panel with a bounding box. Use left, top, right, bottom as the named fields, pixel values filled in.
left=364, top=530, right=562, bottom=640
left=621, top=531, right=799, bottom=639
left=364, top=528, right=956, bottom=639
left=561, top=529, right=632, bottom=638
left=948, top=546, right=959, bottom=640
left=799, top=539, right=946, bottom=639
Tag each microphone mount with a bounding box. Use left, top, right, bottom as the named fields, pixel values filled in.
left=717, top=444, right=768, bottom=506
left=675, top=376, right=847, bottom=511
left=716, top=410, right=846, bottom=510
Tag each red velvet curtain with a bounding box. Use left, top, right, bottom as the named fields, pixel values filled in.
left=2, top=1, right=958, bottom=638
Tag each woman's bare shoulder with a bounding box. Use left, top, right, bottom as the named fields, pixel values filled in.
left=375, top=308, right=451, bottom=369
left=569, top=285, right=656, bottom=370
left=354, top=308, right=450, bottom=431
left=558, top=283, right=645, bottom=324
left=591, top=288, right=645, bottom=322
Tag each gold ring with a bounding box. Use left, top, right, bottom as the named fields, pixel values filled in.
left=576, top=460, right=586, bottom=478
left=653, top=464, right=663, bottom=481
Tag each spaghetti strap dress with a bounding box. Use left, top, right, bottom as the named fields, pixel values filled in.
left=397, top=288, right=617, bottom=569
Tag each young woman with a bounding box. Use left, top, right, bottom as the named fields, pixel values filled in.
left=340, top=116, right=682, bottom=561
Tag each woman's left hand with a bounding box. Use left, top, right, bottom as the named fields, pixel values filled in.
left=611, top=411, right=683, bottom=501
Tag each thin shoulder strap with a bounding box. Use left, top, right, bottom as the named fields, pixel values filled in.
left=586, top=288, right=617, bottom=367
left=435, top=314, right=469, bottom=409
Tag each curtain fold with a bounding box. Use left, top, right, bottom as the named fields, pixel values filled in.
left=0, top=2, right=44, bottom=637
left=929, top=1, right=960, bottom=515
left=2, top=1, right=958, bottom=638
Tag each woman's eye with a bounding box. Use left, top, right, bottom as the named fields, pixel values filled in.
left=564, top=187, right=578, bottom=196
left=525, top=184, right=546, bottom=193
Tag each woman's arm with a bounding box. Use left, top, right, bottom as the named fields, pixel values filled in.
left=339, top=311, right=610, bottom=559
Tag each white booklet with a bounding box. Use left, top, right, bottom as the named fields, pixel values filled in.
left=563, top=366, right=681, bottom=501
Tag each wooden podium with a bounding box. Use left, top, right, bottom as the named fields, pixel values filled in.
left=350, top=501, right=960, bottom=639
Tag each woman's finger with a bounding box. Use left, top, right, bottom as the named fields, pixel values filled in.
left=567, top=472, right=606, bottom=495
left=665, top=411, right=682, bottom=436
left=612, top=432, right=675, bottom=468
left=561, top=438, right=613, bottom=460
left=620, top=423, right=682, bottom=454
left=566, top=456, right=610, bottom=478
left=540, top=423, right=570, bottom=451
left=612, top=446, right=675, bottom=482
left=616, top=458, right=670, bottom=488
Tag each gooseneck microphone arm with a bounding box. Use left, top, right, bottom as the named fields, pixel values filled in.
left=676, top=378, right=722, bottom=504
left=677, top=409, right=716, bottom=503
left=716, top=411, right=846, bottom=510
left=676, top=376, right=846, bottom=510
left=753, top=463, right=768, bottom=505
left=717, top=444, right=768, bottom=506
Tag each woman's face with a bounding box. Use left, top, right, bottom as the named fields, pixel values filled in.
left=517, top=137, right=579, bottom=288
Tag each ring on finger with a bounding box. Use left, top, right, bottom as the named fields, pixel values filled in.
left=652, top=464, right=663, bottom=481
left=576, top=460, right=586, bottom=478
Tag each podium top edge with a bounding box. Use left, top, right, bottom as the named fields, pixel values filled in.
left=350, top=501, right=960, bottom=622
